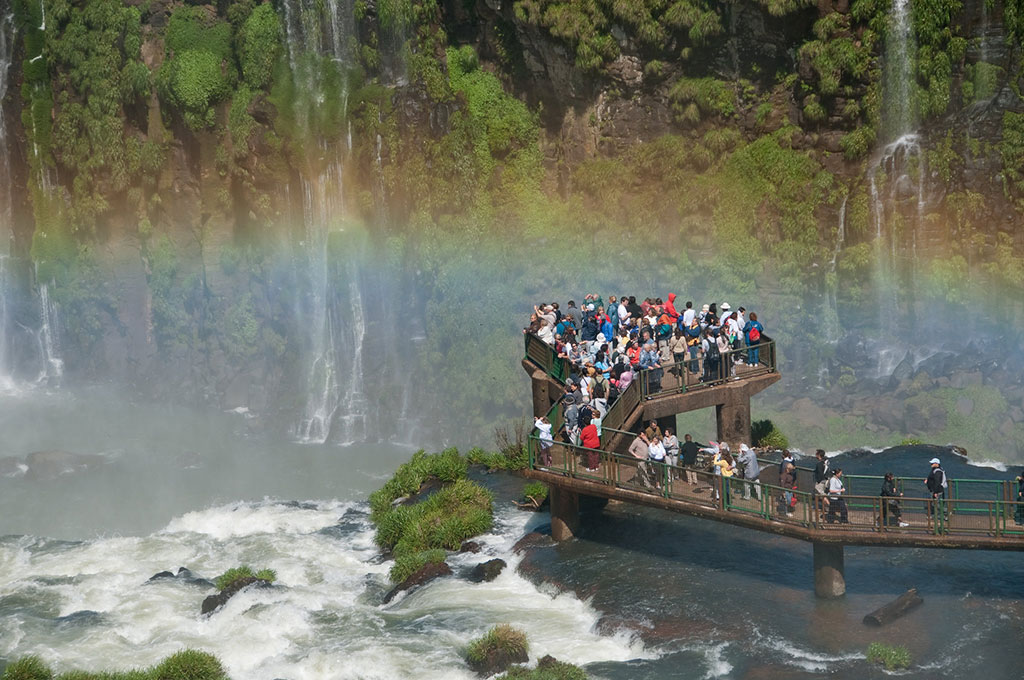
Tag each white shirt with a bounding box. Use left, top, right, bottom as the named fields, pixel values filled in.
left=618, top=302, right=629, bottom=324
left=682, top=308, right=695, bottom=326
left=736, top=311, right=746, bottom=331
left=648, top=441, right=666, bottom=461
left=828, top=476, right=844, bottom=496
left=534, top=418, right=553, bottom=443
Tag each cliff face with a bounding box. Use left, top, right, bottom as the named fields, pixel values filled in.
left=2, top=0, right=1024, bottom=450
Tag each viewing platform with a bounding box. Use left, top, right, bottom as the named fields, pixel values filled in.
left=521, top=333, right=1024, bottom=598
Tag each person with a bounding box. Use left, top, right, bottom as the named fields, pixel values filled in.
left=826, top=468, right=849, bottom=524
left=579, top=417, right=601, bottom=471
left=681, top=433, right=701, bottom=484
left=717, top=328, right=735, bottom=379
left=663, top=428, right=680, bottom=470
left=813, top=449, right=830, bottom=513
left=737, top=444, right=761, bottom=500
left=682, top=300, right=695, bottom=327
left=925, top=457, right=947, bottom=518
left=648, top=435, right=666, bottom=489
left=639, top=340, right=663, bottom=393
left=668, top=328, right=688, bottom=379
left=701, top=329, right=720, bottom=382
left=881, top=472, right=909, bottom=527
left=1015, top=472, right=1024, bottom=525
left=746, top=312, right=764, bottom=367
left=778, top=460, right=796, bottom=516
left=534, top=416, right=554, bottom=466
left=644, top=420, right=662, bottom=442
left=628, top=432, right=650, bottom=460
left=715, top=451, right=736, bottom=503
left=779, top=449, right=795, bottom=479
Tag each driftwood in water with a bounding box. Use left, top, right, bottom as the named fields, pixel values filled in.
left=863, top=588, right=923, bottom=626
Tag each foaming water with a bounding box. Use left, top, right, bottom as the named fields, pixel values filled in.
left=0, top=501, right=649, bottom=679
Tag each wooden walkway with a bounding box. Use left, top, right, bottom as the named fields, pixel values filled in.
left=526, top=440, right=1024, bottom=550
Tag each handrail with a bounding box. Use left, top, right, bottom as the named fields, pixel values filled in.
left=529, top=432, right=1024, bottom=539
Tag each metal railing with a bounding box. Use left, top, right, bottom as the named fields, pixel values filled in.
left=633, top=337, right=777, bottom=399
left=527, top=432, right=1024, bottom=539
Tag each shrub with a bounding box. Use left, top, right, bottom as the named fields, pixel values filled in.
left=238, top=3, right=282, bottom=89
left=521, top=482, right=548, bottom=507
left=751, top=419, right=789, bottom=449
left=465, top=624, right=529, bottom=665
left=865, top=642, right=911, bottom=671
left=497, top=659, right=588, bottom=680
left=389, top=548, right=446, bottom=583
left=2, top=650, right=227, bottom=680
left=214, top=565, right=276, bottom=591
left=900, top=438, right=924, bottom=446
left=2, top=657, right=52, bottom=680
left=150, top=650, right=229, bottom=680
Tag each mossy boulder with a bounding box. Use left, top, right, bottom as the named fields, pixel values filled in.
left=383, top=559, right=453, bottom=604
left=467, top=558, right=507, bottom=583
left=465, top=624, right=529, bottom=677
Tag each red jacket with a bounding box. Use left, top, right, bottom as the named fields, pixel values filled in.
left=665, top=293, right=679, bottom=320
left=580, top=424, right=600, bottom=449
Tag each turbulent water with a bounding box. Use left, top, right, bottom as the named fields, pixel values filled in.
left=1, top=388, right=1023, bottom=678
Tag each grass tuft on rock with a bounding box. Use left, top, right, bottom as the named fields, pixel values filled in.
left=865, top=642, right=911, bottom=671
left=2, top=650, right=228, bottom=680
left=2, top=657, right=52, bottom=680
left=465, top=624, right=530, bottom=674
left=390, top=548, right=448, bottom=583
left=496, top=658, right=588, bottom=680
left=213, top=566, right=276, bottom=591
left=371, top=448, right=495, bottom=583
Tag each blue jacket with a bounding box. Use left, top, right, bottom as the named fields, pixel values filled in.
left=745, top=320, right=764, bottom=344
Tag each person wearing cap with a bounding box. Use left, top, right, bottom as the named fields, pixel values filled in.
left=925, top=457, right=947, bottom=518
left=737, top=443, right=761, bottom=500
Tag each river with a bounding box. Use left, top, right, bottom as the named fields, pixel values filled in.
left=0, top=388, right=1022, bottom=678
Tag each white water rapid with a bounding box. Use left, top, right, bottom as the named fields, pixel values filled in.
left=0, top=501, right=649, bottom=679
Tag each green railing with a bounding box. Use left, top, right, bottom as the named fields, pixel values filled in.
left=527, top=433, right=1024, bottom=539
left=629, top=337, right=778, bottom=400
left=524, top=333, right=570, bottom=382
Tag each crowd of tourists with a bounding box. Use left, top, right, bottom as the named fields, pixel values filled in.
left=524, top=293, right=766, bottom=399
left=526, top=292, right=1024, bottom=528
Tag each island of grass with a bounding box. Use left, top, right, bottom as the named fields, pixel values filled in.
left=2, top=649, right=228, bottom=680
left=370, top=448, right=494, bottom=583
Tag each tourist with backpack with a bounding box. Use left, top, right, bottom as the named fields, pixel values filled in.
left=702, top=329, right=721, bottom=382
left=745, top=312, right=764, bottom=367
left=925, top=457, right=948, bottom=519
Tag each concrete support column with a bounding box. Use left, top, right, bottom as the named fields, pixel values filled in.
left=549, top=486, right=579, bottom=541
left=813, top=542, right=845, bottom=598
left=716, top=398, right=751, bottom=447
left=532, top=377, right=554, bottom=418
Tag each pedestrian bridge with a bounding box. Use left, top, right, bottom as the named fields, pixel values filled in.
left=521, top=333, right=1024, bottom=597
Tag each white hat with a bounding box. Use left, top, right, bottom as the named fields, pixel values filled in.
left=596, top=333, right=607, bottom=343
left=740, top=444, right=750, bottom=452
left=929, top=457, right=940, bottom=465
left=721, top=302, right=731, bottom=311
left=701, top=304, right=710, bottom=312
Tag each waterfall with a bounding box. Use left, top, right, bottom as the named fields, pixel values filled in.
left=0, top=3, right=15, bottom=389
left=824, top=195, right=848, bottom=347
left=869, top=0, right=924, bottom=334
left=36, top=280, right=63, bottom=384
left=283, top=0, right=369, bottom=444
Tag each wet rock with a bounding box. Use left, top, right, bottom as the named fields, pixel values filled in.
left=399, top=476, right=444, bottom=506
left=956, top=397, right=975, bottom=417
left=25, top=451, right=106, bottom=480
left=905, top=400, right=947, bottom=434
left=383, top=562, right=452, bottom=604
left=459, top=540, right=482, bottom=554
left=149, top=567, right=214, bottom=588
left=467, top=559, right=507, bottom=583
left=512, top=531, right=554, bottom=554
left=0, top=456, right=26, bottom=477
left=201, top=577, right=272, bottom=615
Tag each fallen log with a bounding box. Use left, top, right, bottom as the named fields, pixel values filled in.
left=863, top=588, right=923, bottom=626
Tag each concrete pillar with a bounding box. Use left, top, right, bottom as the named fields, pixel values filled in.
left=813, top=542, right=846, bottom=598
left=716, top=398, right=751, bottom=448
left=549, top=486, right=579, bottom=541
left=532, top=377, right=554, bottom=418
